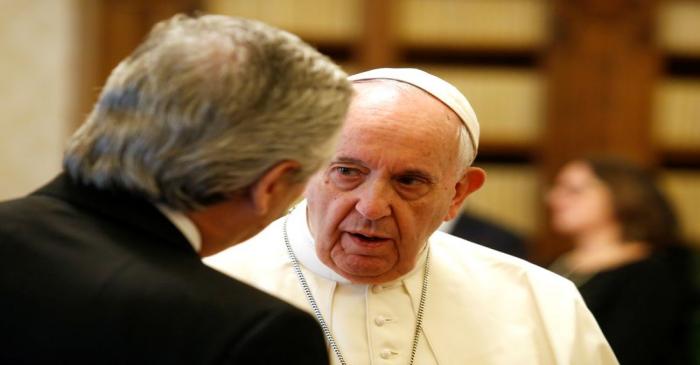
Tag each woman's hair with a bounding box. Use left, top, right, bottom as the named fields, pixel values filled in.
left=583, top=157, right=680, bottom=247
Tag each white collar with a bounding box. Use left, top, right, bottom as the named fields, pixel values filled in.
left=287, top=200, right=428, bottom=286
left=156, top=204, right=202, bottom=254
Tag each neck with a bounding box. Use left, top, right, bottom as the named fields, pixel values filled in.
left=573, top=223, right=623, bottom=251
left=186, top=197, right=263, bottom=257
left=567, top=224, right=651, bottom=273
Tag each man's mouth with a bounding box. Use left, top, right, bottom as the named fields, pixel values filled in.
left=350, top=233, right=384, bottom=242
left=346, top=231, right=390, bottom=244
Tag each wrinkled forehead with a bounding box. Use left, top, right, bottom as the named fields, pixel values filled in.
left=349, top=68, right=479, bottom=160
left=340, top=81, right=464, bottom=174
left=349, top=80, right=463, bottom=131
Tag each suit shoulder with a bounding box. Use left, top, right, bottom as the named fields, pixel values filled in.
left=221, top=302, right=329, bottom=365
left=163, top=264, right=329, bottom=364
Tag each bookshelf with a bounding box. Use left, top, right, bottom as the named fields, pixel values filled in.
left=395, top=0, right=547, bottom=52
left=655, top=0, right=700, bottom=248
left=205, top=0, right=362, bottom=46
left=422, top=66, right=544, bottom=151
left=85, top=0, right=700, bottom=262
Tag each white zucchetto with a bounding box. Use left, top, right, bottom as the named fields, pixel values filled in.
left=349, top=68, right=479, bottom=160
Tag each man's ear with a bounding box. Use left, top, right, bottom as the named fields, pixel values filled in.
left=445, top=167, right=486, bottom=221
left=249, top=160, right=302, bottom=216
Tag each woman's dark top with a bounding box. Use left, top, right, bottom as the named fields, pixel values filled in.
left=577, top=248, right=694, bottom=365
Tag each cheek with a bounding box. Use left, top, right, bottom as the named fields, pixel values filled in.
left=394, top=203, right=441, bottom=255
left=560, top=199, right=590, bottom=223
left=554, top=197, right=606, bottom=232
left=307, top=189, right=355, bottom=252
left=588, top=196, right=616, bottom=223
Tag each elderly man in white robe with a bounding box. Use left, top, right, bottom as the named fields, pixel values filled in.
left=205, top=68, right=618, bottom=365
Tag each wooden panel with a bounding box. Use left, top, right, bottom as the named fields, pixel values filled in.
left=654, top=77, right=700, bottom=152
left=422, top=66, right=544, bottom=147
left=657, top=0, right=700, bottom=56
left=660, top=170, right=700, bottom=247
left=538, top=0, right=660, bottom=264
left=337, top=62, right=364, bottom=76
left=355, top=0, right=398, bottom=68
left=97, top=0, right=201, bottom=88
left=204, top=0, right=362, bottom=44
left=542, top=0, right=659, bottom=173
left=0, top=0, right=75, bottom=199
left=72, top=0, right=100, bottom=131
left=462, top=164, right=541, bottom=235
left=396, top=0, right=548, bottom=50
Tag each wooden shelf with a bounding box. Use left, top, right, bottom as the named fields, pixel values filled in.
left=90, top=0, right=700, bottom=264
left=664, top=56, right=700, bottom=77
left=400, top=48, right=539, bottom=68
left=474, top=146, right=535, bottom=164
left=659, top=149, right=700, bottom=169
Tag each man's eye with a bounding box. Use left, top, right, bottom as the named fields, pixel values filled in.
left=394, top=175, right=431, bottom=200
left=330, top=166, right=362, bottom=180
left=396, top=175, right=423, bottom=186
left=329, top=166, right=363, bottom=190
left=336, top=166, right=358, bottom=176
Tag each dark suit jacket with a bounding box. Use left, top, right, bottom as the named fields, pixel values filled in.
left=578, top=249, right=694, bottom=365
left=0, top=174, right=329, bottom=365
left=450, top=212, right=527, bottom=259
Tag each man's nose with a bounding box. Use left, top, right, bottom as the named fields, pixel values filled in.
left=354, top=179, right=392, bottom=221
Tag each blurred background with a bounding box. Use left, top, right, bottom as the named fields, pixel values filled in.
left=1, top=0, right=699, bottom=361
left=1, top=0, right=698, bottom=266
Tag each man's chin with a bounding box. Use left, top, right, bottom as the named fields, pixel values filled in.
left=333, top=264, right=400, bottom=285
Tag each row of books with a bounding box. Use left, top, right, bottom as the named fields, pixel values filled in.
left=396, top=0, right=546, bottom=49
left=657, top=0, right=700, bottom=56
left=204, top=0, right=362, bottom=43
left=654, top=78, right=700, bottom=150
left=424, top=66, right=544, bottom=146
left=205, top=0, right=700, bottom=54
left=401, top=66, right=697, bottom=150
left=461, top=164, right=541, bottom=236
left=660, top=170, right=700, bottom=246
left=463, top=165, right=700, bottom=246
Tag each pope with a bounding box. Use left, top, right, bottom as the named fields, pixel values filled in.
left=207, top=68, right=619, bottom=365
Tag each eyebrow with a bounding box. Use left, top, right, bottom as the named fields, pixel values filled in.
left=332, top=156, right=367, bottom=166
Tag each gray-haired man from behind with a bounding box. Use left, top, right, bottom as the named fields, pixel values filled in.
left=207, top=68, right=619, bottom=364
left=0, top=14, right=352, bottom=364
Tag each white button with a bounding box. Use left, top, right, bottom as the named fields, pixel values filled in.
left=372, top=285, right=384, bottom=293
left=374, top=315, right=386, bottom=326
left=380, top=349, right=398, bottom=359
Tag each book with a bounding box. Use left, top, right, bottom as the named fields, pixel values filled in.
left=423, top=65, right=544, bottom=146
left=660, top=170, right=700, bottom=247
left=204, top=0, right=361, bottom=43
left=396, top=0, right=547, bottom=49
left=654, top=78, right=700, bottom=151
left=462, top=164, right=540, bottom=235
left=657, top=0, right=700, bottom=56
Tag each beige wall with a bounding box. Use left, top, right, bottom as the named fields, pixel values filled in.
left=0, top=0, right=77, bottom=200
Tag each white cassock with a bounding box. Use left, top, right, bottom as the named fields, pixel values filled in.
left=205, top=201, right=618, bottom=365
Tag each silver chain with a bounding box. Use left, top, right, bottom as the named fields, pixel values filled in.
left=282, top=215, right=430, bottom=365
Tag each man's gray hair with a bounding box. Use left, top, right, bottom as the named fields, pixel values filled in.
left=64, top=14, right=352, bottom=210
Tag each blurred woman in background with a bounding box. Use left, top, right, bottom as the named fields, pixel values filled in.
left=547, top=157, right=694, bottom=365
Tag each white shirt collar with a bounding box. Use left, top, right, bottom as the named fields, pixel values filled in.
left=287, top=200, right=428, bottom=285
left=155, top=204, right=202, bottom=254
